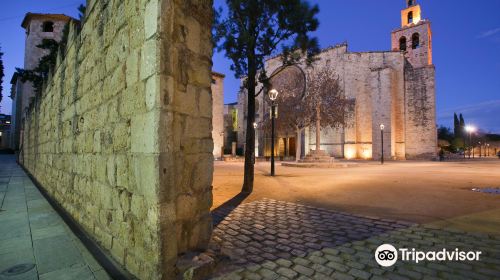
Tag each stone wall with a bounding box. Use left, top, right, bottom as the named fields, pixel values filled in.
left=258, top=45, right=407, bottom=160
left=391, top=21, right=433, bottom=67
left=211, top=72, right=224, bottom=158
left=404, top=65, right=437, bottom=159
left=20, top=0, right=213, bottom=279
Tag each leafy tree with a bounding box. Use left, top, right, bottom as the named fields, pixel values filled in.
left=214, top=0, right=320, bottom=193
left=459, top=113, right=465, bottom=138
left=0, top=46, right=4, bottom=108
left=453, top=113, right=460, bottom=138
left=16, top=39, right=60, bottom=96
left=486, top=134, right=500, bottom=142
left=451, top=137, right=464, bottom=152
left=438, top=126, right=454, bottom=143
left=15, top=4, right=86, bottom=100
left=78, top=4, right=86, bottom=21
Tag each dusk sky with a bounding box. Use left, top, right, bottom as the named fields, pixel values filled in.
left=1, top=0, right=499, bottom=132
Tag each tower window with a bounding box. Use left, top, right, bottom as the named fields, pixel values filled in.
left=407, top=12, right=414, bottom=24
left=412, top=33, right=420, bottom=49
left=42, top=21, right=54, bottom=32
left=399, top=37, right=407, bottom=51
left=408, top=0, right=414, bottom=7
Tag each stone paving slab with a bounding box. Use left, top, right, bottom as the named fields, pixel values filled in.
left=0, top=155, right=109, bottom=280
left=210, top=198, right=500, bottom=279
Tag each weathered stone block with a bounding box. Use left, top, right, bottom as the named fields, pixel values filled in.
left=131, top=112, right=159, bottom=153
left=144, top=0, right=158, bottom=39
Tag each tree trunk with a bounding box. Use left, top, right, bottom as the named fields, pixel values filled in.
left=296, top=126, right=301, bottom=162
left=242, top=56, right=257, bottom=193
left=316, top=105, right=321, bottom=151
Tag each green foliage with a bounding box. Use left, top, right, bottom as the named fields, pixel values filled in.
left=459, top=113, right=465, bottom=137
left=213, top=0, right=320, bottom=82
left=14, top=4, right=84, bottom=99
left=16, top=39, right=60, bottom=96
left=486, top=134, right=500, bottom=141
left=78, top=4, right=86, bottom=21
left=0, top=46, right=4, bottom=107
left=451, top=137, right=465, bottom=150
left=438, top=126, right=454, bottom=143
left=213, top=0, right=321, bottom=191
left=453, top=113, right=460, bottom=138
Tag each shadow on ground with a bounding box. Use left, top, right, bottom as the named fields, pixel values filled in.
left=209, top=198, right=500, bottom=279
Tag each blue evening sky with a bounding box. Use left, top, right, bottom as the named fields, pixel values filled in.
left=1, top=1, right=499, bottom=132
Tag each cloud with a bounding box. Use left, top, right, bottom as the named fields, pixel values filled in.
left=477, top=27, right=500, bottom=39
left=438, top=100, right=500, bottom=133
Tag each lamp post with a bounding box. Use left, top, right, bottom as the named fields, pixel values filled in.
left=478, top=142, right=481, bottom=158
left=465, top=125, right=476, bottom=159
left=269, top=89, right=279, bottom=176
left=487, top=144, right=490, bottom=157
left=253, top=122, right=258, bottom=164
left=380, top=124, right=385, bottom=165
left=220, top=131, right=225, bottom=161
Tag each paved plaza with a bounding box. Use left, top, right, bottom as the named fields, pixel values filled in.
left=213, top=160, right=500, bottom=234
left=0, top=155, right=109, bottom=280
left=210, top=198, right=500, bottom=279
left=2, top=155, right=500, bottom=279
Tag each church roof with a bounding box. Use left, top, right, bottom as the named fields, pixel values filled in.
left=21, top=13, right=76, bottom=29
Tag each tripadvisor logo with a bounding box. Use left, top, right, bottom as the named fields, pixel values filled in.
left=375, top=244, right=482, bottom=267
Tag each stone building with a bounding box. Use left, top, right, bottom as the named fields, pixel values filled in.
left=10, top=13, right=74, bottom=151
left=15, top=1, right=215, bottom=277
left=237, top=0, right=437, bottom=160
left=11, top=13, right=226, bottom=161
left=211, top=72, right=225, bottom=159
left=223, top=102, right=239, bottom=155
left=0, top=114, right=12, bottom=150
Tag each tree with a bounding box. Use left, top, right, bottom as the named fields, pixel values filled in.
left=453, top=113, right=460, bottom=138
left=438, top=126, right=454, bottom=143
left=16, top=39, right=60, bottom=96
left=214, top=0, right=320, bottom=193
left=267, top=67, right=308, bottom=125
left=0, top=46, right=4, bottom=109
left=304, top=67, right=353, bottom=153
left=459, top=113, right=465, bottom=138
left=78, top=4, right=86, bottom=21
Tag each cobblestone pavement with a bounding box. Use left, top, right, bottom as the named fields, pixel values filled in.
left=0, top=155, right=109, bottom=280
left=210, top=198, right=500, bottom=279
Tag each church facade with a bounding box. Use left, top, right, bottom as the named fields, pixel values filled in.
left=235, top=0, right=437, bottom=160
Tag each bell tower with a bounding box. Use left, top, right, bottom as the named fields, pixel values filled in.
left=391, top=0, right=432, bottom=67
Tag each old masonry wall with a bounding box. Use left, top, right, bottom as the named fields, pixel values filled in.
left=20, top=0, right=214, bottom=279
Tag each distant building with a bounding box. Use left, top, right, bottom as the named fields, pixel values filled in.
left=0, top=114, right=12, bottom=150
left=223, top=102, right=239, bottom=155
left=236, top=0, right=437, bottom=160
left=11, top=13, right=227, bottom=159
left=211, top=72, right=225, bottom=159
left=10, top=13, right=75, bottom=152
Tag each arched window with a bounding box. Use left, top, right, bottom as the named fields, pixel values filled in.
left=42, top=21, right=54, bottom=32
left=408, top=11, right=413, bottom=24
left=399, top=37, right=407, bottom=51
left=408, top=0, right=414, bottom=7
left=412, top=33, right=420, bottom=49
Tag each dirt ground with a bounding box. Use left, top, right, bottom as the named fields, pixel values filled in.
left=212, top=159, right=500, bottom=234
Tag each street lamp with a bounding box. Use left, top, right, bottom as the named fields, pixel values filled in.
left=478, top=142, right=481, bottom=158
left=269, top=89, right=279, bottom=176
left=465, top=125, right=476, bottom=159
left=253, top=122, right=258, bottom=163
left=380, top=124, right=385, bottom=165
left=487, top=143, right=490, bottom=157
